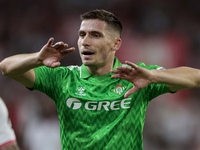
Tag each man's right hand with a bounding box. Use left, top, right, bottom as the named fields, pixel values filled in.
left=0, top=37, right=75, bottom=88
left=38, top=37, right=75, bottom=68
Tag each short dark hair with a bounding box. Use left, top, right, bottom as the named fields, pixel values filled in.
left=80, top=9, right=123, bottom=37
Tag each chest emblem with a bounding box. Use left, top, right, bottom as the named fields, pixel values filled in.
left=111, top=84, right=127, bottom=95
left=75, top=87, right=86, bottom=96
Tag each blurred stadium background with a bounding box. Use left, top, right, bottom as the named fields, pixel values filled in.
left=1, top=0, right=200, bottom=150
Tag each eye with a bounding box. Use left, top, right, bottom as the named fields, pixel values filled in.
left=94, top=34, right=100, bottom=37
left=80, top=33, right=85, bottom=37
left=92, top=33, right=101, bottom=38
left=79, top=32, right=86, bottom=38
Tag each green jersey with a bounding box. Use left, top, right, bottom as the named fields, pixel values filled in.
left=33, top=57, right=170, bottom=150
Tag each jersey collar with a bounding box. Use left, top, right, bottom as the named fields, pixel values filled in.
left=80, top=57, right=122, bottom=79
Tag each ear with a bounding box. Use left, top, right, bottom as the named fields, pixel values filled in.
left=112, top=38, right=122, bottom=51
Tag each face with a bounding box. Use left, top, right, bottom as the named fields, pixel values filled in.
left=78, top=19, right=119, bottom=68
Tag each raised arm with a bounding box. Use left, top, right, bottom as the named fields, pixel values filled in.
left=0, top=38, right=75, bottom=88
left=111, top=61, right=200, bottom=98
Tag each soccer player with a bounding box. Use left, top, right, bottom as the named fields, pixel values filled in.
left=0, top=97, right=20, bottom=150
left=0, top=9, right=200, bottom=150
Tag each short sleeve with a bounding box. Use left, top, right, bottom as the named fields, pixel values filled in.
left=33, top=66, right=70, bottom=100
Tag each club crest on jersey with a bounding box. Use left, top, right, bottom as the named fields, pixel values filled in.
left=75, top=87, right=86, bottom=96
left=111, top=84, right=126, bottom=95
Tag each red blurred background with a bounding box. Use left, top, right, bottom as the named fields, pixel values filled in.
left=1, top=0, right=200, bottom=149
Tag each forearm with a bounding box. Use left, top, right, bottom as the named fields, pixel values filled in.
left=0, top=52, right=42, bottom=77
left=151, top=67, right=200, bottom=91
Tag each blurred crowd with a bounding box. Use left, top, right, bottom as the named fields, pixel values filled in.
left=1, top=0, right=200, bottom=150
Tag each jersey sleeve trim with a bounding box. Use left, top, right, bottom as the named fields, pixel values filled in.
left=0, top=140, right=17, bottom=148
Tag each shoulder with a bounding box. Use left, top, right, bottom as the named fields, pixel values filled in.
left=136, top=62, right=165, bottom=70
left=121, top=62, right=165, bottom=70
left=66, top=65, right=81, bottom=71
left=34, top=65, right=81, bottom=74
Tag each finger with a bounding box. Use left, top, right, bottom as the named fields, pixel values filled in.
left=111, top=69, right=120, bottom=74
left=112, top=74, right=133, bottom=83
left=53, top=42, right=68, bottom=50
left=125, top=61, right=138, bottom=69
left=50, top=62, right=61, bottom=68
left=47, top=37, right=54, bottom=47
left=61, top=47, right=75, bottom=55
left=111, top=74, right=127, bottom=79
left=112, top=67, right=134, bottom=75
left=124, top=87, right=139, bottom=98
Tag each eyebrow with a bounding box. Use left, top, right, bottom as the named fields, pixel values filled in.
left=78, top=30, right=103, bottom=36
left=78, top=30, right=84, bottom=34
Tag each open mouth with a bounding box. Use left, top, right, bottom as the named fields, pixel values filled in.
left=82, top=50, right=94, bottom=55
left=83, top=52, right=94, bottom=55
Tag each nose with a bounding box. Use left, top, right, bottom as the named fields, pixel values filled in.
left=81, top=35, right=90, bottom=47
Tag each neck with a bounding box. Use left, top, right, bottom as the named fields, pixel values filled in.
left=86, top=58, right=115, bottom=76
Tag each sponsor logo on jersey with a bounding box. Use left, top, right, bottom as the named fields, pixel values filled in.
left=66, top=98, right=132, bottom=111
left=66, top=98, right=82, bottom=109
left=111, top=84, right=127, bottom=95
left=75, top=87, right=86, bottom=96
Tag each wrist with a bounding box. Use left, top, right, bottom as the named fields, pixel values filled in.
left=35, top=52, right=44, bottom=66
left=149, top=69, right=158, bottom=84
